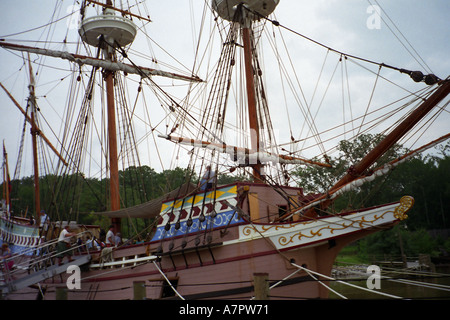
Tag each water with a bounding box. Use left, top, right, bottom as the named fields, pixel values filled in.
left=328, top=267, right=450, bottom=300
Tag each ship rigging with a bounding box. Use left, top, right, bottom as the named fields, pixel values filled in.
left=1, top=0, right=449, bottom=300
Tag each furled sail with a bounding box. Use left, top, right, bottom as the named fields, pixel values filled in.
left=92, top=182, right=196, bottom=219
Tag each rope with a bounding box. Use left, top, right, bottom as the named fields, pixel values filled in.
left=265, top=266, right=347, bottom=299
left=302, top=267, right=347, bottom=299
left=333, top=263, right=450, bottom=294
left=291, top=262, right=403, bottom=299
left=0, top=9, right=75, bottom=38
left=152, top=260, right=185, bottom=300
left=357, top=65, right=382, bottom=135
left=245, top=6, right=440, bottom=83
left=388, top=278, right=450, bottom=292
left=367, top=0, right=434, bottom=74
left=227, top=202, right=357, bottom=300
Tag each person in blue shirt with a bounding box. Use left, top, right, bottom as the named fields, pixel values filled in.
left=199, top=165, right=216, bottom=191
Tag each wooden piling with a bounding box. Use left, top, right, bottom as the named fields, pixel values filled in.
left=133, top=280, right=146, bottom=300
left=253, top=273, right=269, bottom=300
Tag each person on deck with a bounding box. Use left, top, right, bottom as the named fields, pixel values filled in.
left=39, top=209, right=49, bottom=231
left=199, top=165, right=216, bottom=191
left=39, top=210, right=50, bottom=231
left=56, top=225, right=76, bottom=265
left=114, top=232, right=122, bottom=247
left=1, top=243, right=14, bottom=270
left=105, top=225, right=115, bottom=247
left=85, top=236, right=93, bottom=250
left=92, top=236, right=103, bottom=251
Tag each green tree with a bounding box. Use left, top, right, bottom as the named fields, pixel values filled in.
left=292, top=133, right=405, bottom=211
left=357, top=226, right=440, bottom=259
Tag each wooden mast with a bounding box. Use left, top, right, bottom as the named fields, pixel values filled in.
left=2, top=142, right=11, bottom=215
left=105, top=59, right=121, bottom=232
left=104, top=0, right=121, bottom=233
left=241, top=9, right=263, bottom=182
left=27, top=53, right=41, bottom=221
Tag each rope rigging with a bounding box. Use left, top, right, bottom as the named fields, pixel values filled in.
left=244, top=5, right=442, bottom=86
left=2, top=1, right=450, bottom=303
left=367, top=0, right=435, bottom=75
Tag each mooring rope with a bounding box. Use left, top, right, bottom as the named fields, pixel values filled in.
left=152, top=261, right=185, bottom=300
left=291, top=262, right=403, bottom=299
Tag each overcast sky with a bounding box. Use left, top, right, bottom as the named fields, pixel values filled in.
left=1, top=0, right=449, bottom=179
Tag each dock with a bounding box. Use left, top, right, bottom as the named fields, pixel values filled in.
left=1, top=254, right=91, bottom=295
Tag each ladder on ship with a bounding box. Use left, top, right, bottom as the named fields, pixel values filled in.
left=0, top=232, right=91, bottom=297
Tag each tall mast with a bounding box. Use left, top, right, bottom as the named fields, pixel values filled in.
left=27, top=53, right=40, bottom=220
left=104, top=38, right=121, bottom=231
left=2, top=142, right=11, bottom=215
left=78, top=0, right=138, bottom=234
left=103, top=0, right=120, bottom=233
left=212, top=1, right=280, bottom=182
left=241, top=15, right=263, bottom=182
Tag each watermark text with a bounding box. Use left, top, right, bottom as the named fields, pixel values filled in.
left=366, top=265, right=381, bottom=289
left=366, top=5, right=381, bottom=30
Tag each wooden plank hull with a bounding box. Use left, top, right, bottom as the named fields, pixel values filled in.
left=3, top=194, right=413, bottom=300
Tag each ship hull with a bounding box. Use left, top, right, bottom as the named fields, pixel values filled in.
left=3, top=195, right=413, bottom=300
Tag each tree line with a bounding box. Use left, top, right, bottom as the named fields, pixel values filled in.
left=3, top=165, right=246, bottom=238
left=5, top=166, right=194, bottom=230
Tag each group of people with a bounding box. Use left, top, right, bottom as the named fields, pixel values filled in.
left=56, top=225, right=122, bottom=265
left=2, top=208, right=128, bottom=268
left=105, top=225, right=122, bottom=247
left=84, top=225, right=122, bottom=250
left=28, top=209, right=50, bottom=229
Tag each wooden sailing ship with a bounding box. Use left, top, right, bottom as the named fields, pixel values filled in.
left=1, top=0, right=449, bottom=300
